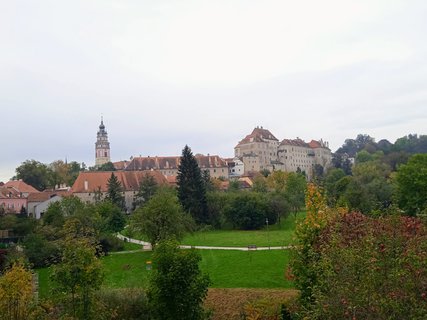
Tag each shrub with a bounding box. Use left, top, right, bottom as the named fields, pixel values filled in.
left=96, top=288, right=150, bottom=320
left=293, top=210, right=427, bottom=319
left=98, top=234, right=124, bottom=254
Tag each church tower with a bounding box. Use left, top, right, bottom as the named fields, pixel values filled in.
left=95, top=117, right=111, bottom=166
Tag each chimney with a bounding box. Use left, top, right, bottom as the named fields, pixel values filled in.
left=84, top=180, right=88, bottom=191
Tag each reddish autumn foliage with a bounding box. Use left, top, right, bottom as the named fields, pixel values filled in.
left=293, top=211, right=427, bottom=319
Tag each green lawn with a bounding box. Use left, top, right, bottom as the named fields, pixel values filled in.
left=181, top=213, right=304, bottom=247
left=121, top=241, right=143, bottom=251
left=38, top=249, right=293, bottom=298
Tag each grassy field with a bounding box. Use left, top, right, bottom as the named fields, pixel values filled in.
left=181, top=213, right=304, bottom=247
left=38, top=249, right=293, bottom=298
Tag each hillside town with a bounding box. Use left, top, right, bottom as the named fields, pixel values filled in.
left=0, top=119, right=332, bottom=217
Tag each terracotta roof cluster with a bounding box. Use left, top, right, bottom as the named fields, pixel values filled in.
left=236, top=127, right=279, bottom=146
left=123, top=155, right=227, bottom=171
left=71, top=170, right=168, bottom=193
left=4, top=180, right=39, bottom=193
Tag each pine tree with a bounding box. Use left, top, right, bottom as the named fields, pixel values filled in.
left=177, top=145, right=208, bottom=224
left=106, top=173, right=125, bottom=211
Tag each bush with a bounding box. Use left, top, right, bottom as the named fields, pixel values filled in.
left=23, top=233, right=60, bottom=268
left=98, top=234, right=124, bottom=254
left=96, top=288, right=150, bottom=320
left=293, top=210, right=427, bottom=319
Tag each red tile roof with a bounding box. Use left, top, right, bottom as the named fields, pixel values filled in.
left=0, top=187, right=22, bottom=199
left=4, top=180, right=39, bottom=193
left=71, top=171, right=168, bottom=193
left=280, top=138, right=309, bottom=147
left=308, top=140, right=322, bottom=148
left=236, top=127, right=279, bottom=147
left=124, top=155, right=227, bottom=171
left=27, top=191, right=72, bottom=202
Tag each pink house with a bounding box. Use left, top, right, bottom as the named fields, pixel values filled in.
left=0, top=187, right=27, bottom=214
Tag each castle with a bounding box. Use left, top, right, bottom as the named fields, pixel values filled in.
left=94, top=121, right=332, bottom=180
left=235, top=127, right=332, bottom=179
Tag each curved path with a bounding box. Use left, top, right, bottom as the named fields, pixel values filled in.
left=116, top=234, right=292, bottom=251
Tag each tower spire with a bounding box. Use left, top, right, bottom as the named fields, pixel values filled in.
left=95, top=117, right=110, bottom=166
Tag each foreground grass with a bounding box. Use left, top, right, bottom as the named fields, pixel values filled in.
left=38, top=249, right=293, bottom=298
left=182, top=212, right=304, bottom=247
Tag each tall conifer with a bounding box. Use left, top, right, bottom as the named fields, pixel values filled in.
left=177, top=145, right=208, bottom=224
left=106, top=172, right=125, bottom=210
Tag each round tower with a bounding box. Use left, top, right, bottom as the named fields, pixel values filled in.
left=95, top=117, right=111, bottom=166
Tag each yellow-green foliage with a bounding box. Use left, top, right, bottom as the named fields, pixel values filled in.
left=0, top=261, right=34, bottom=320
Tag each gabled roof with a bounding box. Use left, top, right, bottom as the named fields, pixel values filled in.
left=4, top=180, right=39, bottom=193
left=71, top=170, right=168, bottom=193
left=27, top=190, right=72, bottom=202
left=0, top=187, right=22, bottom=199
left=236, top=127, right=279, bottom=147
left=124, top=155, right=227, bottom=171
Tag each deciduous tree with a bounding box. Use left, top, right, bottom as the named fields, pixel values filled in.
left=395, top=153, right=427, bottom=215
left=0, top=261, right=34, bottom=320
left=148, top=240, right=210, bottom=320
left=51, top=237, right=104, bottom=319
left=131, top=188, right=192, bottom=246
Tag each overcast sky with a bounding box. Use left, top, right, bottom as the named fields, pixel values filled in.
left=1, top=0, right=426, bottom=182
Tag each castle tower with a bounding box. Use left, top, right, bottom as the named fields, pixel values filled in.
left=95, top=117, right=111, bottom=166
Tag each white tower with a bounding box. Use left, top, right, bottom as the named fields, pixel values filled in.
left=95, top=117, right=111, bottom=166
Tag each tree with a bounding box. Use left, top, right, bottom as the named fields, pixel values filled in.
left=201, top=170, right=215, bottom=192
left=355, top=150, right=374, bottom=163
left=266, top=171, right=288, bottom=192
left=134, top=173, right=158, bottom=209
left=95, top=162, right=116, bottom=172
left=49, top=160, right=69, bottom=189
left=224, top=192, right=275, bottom=230
left=51, top=236, right=104, bottom=319
left=130, top=188, right=192, bottom=246
left=342, top=161, right=393, bottom=214
left=252, top=174, right=268, bottom=193
left=324, top=168, right=346, bottom=206
left=67, top=161, right=85, bottom=186
left=395, top=154, right=427, bottom=215
left=15, top=160, right=51, bottom=191
left=0, top=261, right=35, bottom=320
left=106, top=173, right=125, bottom=210
left=95, top=201, right=125, bottom=233
left=312, top=164, right=324, bottom=183
left=148, top=240, right=210, bottom=320
left=285, top=172, right=307, bottom=217
left=177, top=145, right=208, bottom=224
